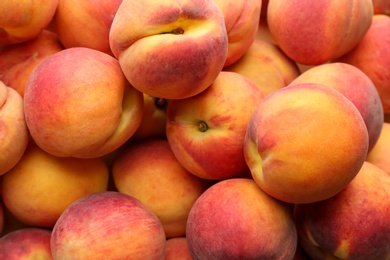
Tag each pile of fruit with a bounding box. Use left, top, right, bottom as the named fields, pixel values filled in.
left=0, top=0, right=390, bottom=259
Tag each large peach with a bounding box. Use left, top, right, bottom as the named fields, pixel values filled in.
left=109, top=0, right=228, bottom=99
left=166, top=71, right=265, bottom=180
left=224, top=37, right=300, bottom=96
left=112, top=138, right=211, bottom=238
left=294, top=162, right=390, bottom=259
left=1, top=142, right=109, bottom=228
left=0, top=0, right=58, bottom=47
left=336, top=15, right=390, bottom=113
left=290, top=62, right=384, bottom=152
left=23, top=47, right=144, bottom=158
left=366, top=122, right=390, bottom=175
left=267, top=0, right=374, bottom=65
left=186, top=178, right=297, bottom=259
left=51, top=191, right=166, bottom=259
left=214, top=0, right=262, bottom=67
left=0, top=30, right=64, bottom=97
left=52, top=0, right=122, bottom=55
left=0, top=81, right=29, bottom=176
left=244, top=83, right=369, bottom=204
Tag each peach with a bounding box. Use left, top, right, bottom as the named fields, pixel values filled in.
left=244, top=83, right=369, bottom=204
left=0, top=228, right=52, bottom=259
left=0, top=200, right=4, bottom=235
left=224, top=37, right=300, bottom=96
left=294, top=162, right=390, bottom=259
left=1, top=142, right=109, bottom=228
left=0, top=81, right=29, bottom=176
left=214, top=0, right=262, bottom=67
left=372, top=0, right=390, bottom=15
left=51, top=191, right=166, bottom=259
left=23, top=47, right=144, bottom=158
left=0, top=30, right=64, bottom=97
left=164, top=237, right=192, bottom=260
left=186, top=178, right=297, bottom=259
left=290, top=62, right=384, bottom=152
left=52, top=0, right=122, bottom=55
left=0, top=0, right=58, bottom=47
left=109, top=0, right=228, bottom=99
left=130, top=94, right=169, bottom=140
left=166, top=71, right=265, bottom=180
left=336, top=15, right=390, bottom=113
left=366, top=122, right=390, bottom=175
left=267, top=0, right=374, bottom=65
left=112, top=138, right=211, bottom=238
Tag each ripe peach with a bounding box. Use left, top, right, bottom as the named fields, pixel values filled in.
left=336, top=14, right=390, bottom=113
left=294, top=162, right=390, bottom=259
left=290, top=62, right=384, bottom=152
left=164, top=237, right=192, bottom=260
left=224, top=37, right=300, bottom=96
left=244, top=83, right=369, bottom=204
left=109, top=0, right=228, bottom=99
left=112, top=138, right=211, bottom=238
left=186, top=178, right=297, bottom=259
left=366, top=122, right=390, bottom=175
left=1, top=142, right=109, bottom=228
left=23, top=47, right=144, bottom=158
left=52, top=0, right=122, bottom=55
left=0, top=81, right=29, bottom=176
left=51, top=191, right=166, bottom=259
left=0, top=30, right=64, bottom=97
left=372, top=0, right=390, bottom=15
left=0, top=0, right=58, bottom=47
left=267, top=0, right=374, bottom=65
left=214, top=0, right=262, bottom=67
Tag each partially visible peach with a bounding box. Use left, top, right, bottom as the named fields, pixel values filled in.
left=0, top=30, right=64, bottom=97
left=224, top=37, right=300, bottom=96
left=290, top=62, right=384, bottom=152
left=267, top=0, right=374, bottom=65
left=366, top=122, right=390, bottom=175
left=0, top=81, right=29, bottom=176
left=214, top=0, right=262, bottom=67
left=23, top=47, right=144, bottom=158
left=336, top=15, right=390, bottom=113
left=0, top=0, right=58, bottom=47
left=164, top=237, right=192, bottom=260
left=294, top=162, right=390, bottom=259
left=244, top=83, right=369, bottom=204
left=372, top=0, right=390, bottom=15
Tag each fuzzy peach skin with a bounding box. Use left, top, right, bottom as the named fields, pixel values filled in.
left=23, top=47, right=144, bottom=158
left=1, top=142, right=109, bottom=228
left=186, top=178, right=297, bottom=259
left=0, top=228, right=52, bottom=259
left=294, top=162, right=390, bottom=259
left=52, top=0, right=122, bottom=55
left=51, top=191, right=166, bottom=259
left=0, top=30, right=64, bottom=97
left=290, top=62, right=384, bottom=152
left=372, top=0, right=390, bottom=15
left=336, top=15, right=390, bottom=113
left=165, top=237, right=192, bottom=260
left=0, top=0, right=58, bottom=47
left=267, top=0, right=374, bottom=65
left=109, top=0, right=228, bottom=99
left=224, top=37, right=300, bottom=96
left=244, top=83, right=369, bottom=204
left=112, top=138, right=211, bottom=238
left=366, top=122, right=390, bottom=175
left=0, top=81, right=29, bottom=176
left=166, top=71, right=265, bottom=180
left=214, top=0, right=262, bottom=67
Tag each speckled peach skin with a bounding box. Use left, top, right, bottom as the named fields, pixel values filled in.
left=244, top=83, right=369, bottom=204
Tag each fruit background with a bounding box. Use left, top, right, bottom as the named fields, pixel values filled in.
left=0, top=0, right=390, bottom=259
